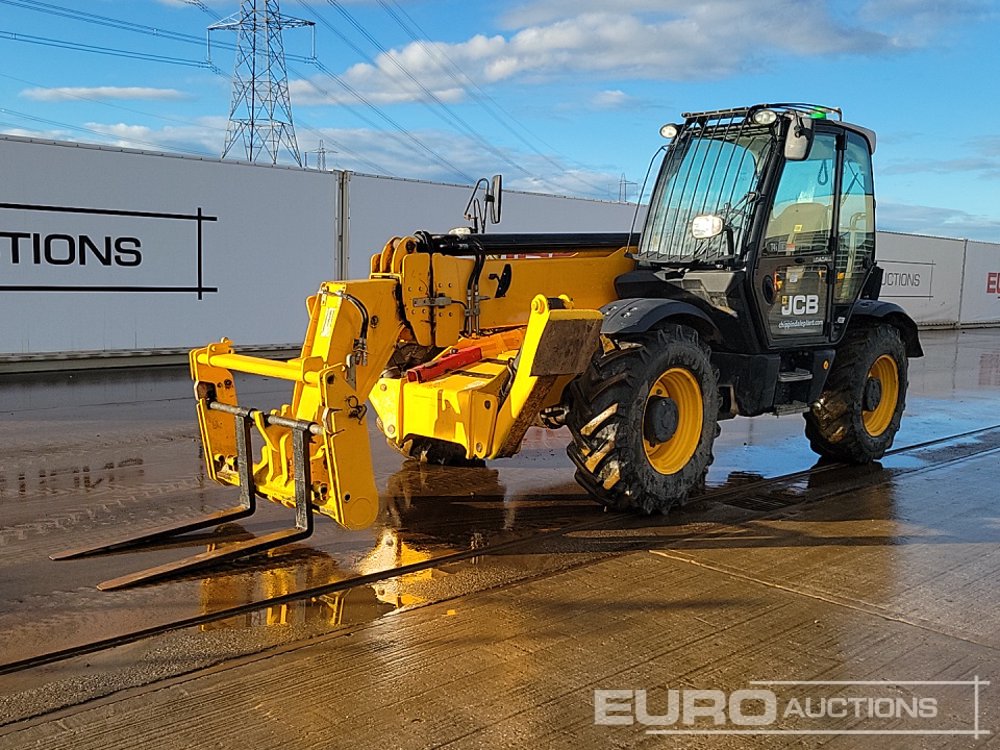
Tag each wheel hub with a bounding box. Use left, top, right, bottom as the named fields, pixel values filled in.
left=643, top=396, right=679, bottom=445
left=863, top=377, right=883, bottom=411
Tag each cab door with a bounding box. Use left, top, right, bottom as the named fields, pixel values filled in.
left=752, top=128, right=840, bottom=346
left=830, top=131, right=876, bottom=341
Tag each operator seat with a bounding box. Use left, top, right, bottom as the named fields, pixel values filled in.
left=765, top=202, right=830, bottom=254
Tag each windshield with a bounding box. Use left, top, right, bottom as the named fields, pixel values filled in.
left=637, top=122, right=776, bottom=264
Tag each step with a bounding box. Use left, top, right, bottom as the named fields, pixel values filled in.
left=774, top=401, right=810, bottom=416
left=777, top=368, right=813, bottom=383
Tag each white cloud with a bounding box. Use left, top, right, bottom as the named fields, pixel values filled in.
left=0, top=117, right=227, bottom=158
left=21, top=86, right=189, bottom=103
left=590, top=90, right=635, bottom=110
left=883, top=158, right=1000, bottom=180
left=878, top=201, right=1000, bottom=241
left=294, top=3, right=896, bottom=107
left=80, top=118, right=227, bottom=155
left=0, top=116, right=626, bottom=199
left=859, top=0, right=995, bottom=46
left=289, top=73, right=466, bottom=107
left=882, top=138, right=1000, bottom=180
left=289, top=34, right=509, bottom=107
left=0, top=126, right=56, bottom=139
left=295, top=125, right=626, bottom=198
left=500, top=0, right=681, bottom=27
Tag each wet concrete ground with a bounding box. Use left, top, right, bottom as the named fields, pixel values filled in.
left=1, top=328, right=999, bottom=747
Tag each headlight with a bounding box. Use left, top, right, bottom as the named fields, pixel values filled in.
left=659, top=123, right=680, bottom=139
left=752, top=109, right=777, bottom=125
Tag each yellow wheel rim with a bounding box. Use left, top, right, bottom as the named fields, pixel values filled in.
left=643, top=367, right=703, bottom=475
left=863, top=354, right=899, bottom=437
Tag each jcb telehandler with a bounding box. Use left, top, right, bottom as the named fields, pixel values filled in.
left=56, top=104, right=923, bottom=588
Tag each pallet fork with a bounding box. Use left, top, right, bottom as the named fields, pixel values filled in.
left=51, top=405, right=316, bottom=591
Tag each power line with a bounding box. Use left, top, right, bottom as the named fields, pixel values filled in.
left=183, top=0, right=223, bottom=22
left=3, top=65, right=396, bottom=174
left=293, top=116, right=396, bottom=175
left=308, top=58, right=475, bottom=182
left=0, top=71, right=228, bottom=135
left=0, top=0, right=205, bottom=46
left=287, top=2, right=475, bottom=182
left=375, top=0, right=614, bottom=196
left=188, top=0, right=501, bottom=183
left=0, top=3, right=389, bottom=172
left=0, top=0, right=617, bottom=191
left=299, top=0, right=563, bottom=192
left=0, top=12, right=225, bottom=154
left=0, top=28, right=211, bottom=67
left=0, top=106, right=217, bottom=156
left=0, top=0, right=316, bottom=65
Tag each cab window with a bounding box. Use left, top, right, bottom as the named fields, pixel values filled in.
left=763, top=132, right=837, bottom=256
left=834, top=132, right=875, bottom=302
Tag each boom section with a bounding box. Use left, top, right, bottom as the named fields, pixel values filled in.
left=191, top=232, right=635, bottom=531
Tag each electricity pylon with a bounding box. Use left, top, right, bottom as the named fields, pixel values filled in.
left=210, top=1, right=313, bottom=165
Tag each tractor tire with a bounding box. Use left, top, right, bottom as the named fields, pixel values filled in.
left=805, top=324, right=908, bottom=463
left=565, top=325, right=720, bottom=514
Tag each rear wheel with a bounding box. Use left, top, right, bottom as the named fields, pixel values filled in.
left=566, top=325, right=720, bottom=513
left=805, top=324, right=907, bottom=462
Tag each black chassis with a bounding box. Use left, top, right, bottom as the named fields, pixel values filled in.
left=602, top=274, right=920, bottom=420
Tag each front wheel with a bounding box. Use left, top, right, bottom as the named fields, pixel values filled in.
left=565, top=325, right=720, bottom=514
left=805, top=324, right=908, bottom=463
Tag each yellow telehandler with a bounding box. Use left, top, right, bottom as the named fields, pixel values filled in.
left=56, top=104, right=922, bottom=588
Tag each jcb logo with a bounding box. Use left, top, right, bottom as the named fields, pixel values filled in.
left=781, top=294, right=819, bottom=316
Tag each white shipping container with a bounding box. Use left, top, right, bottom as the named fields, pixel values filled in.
left=0, top=138, right=644, bottom=358
left=0, top=135, right=339, bottom=355
left=959, top=240, right=1000, bottom=325
left=875, top=231, right=965, bottom=326
left=1, top=135, right=996, bottom=362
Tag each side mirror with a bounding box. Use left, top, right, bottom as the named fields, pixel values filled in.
left=488, top=174, right=502, bottom=224
left=691, top=214, right=724, bottom=240
left=784, top=115, right=814, bottom=161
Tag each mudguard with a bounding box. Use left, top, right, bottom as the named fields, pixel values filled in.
left=600, top=297, right=718, bottom=338
left=851, top=299, right=924, bottom=357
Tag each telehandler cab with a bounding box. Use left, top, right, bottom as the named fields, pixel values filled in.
left=56, top=104, right=922, bottom=588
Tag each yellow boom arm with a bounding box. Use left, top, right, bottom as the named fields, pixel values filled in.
left=190, top=235, right=634, bottom=531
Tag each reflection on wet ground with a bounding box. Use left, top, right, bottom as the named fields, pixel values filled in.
left=1, top=329, right=999, bottom=722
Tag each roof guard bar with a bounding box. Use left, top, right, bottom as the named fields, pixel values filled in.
left=681, top=103, right=843, bottom=122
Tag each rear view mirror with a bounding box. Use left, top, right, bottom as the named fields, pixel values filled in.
left=464, top=174, right=503, bottom=233
left=489, top=174, right=502, bottom=224
left=784, top=115, right=814, bottom=161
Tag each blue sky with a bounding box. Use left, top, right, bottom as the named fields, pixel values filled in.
left=0, top=0, right=998, bottom=241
